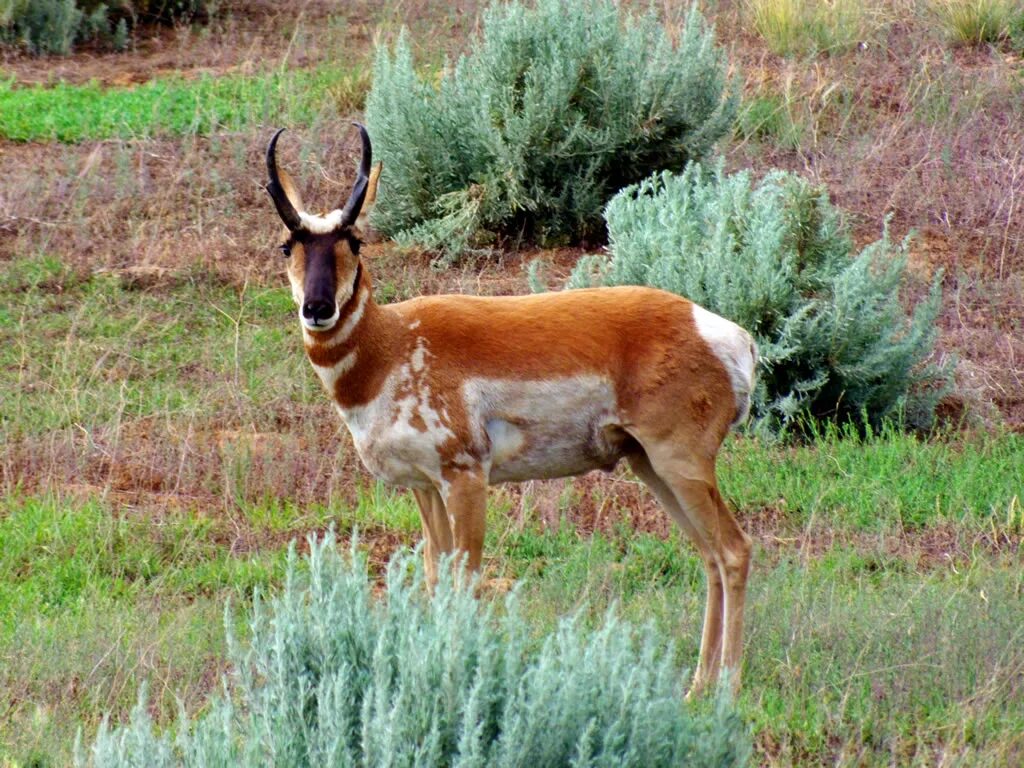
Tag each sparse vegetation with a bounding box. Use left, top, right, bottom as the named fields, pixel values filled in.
left=929, top=0, right=1017, bottom=45
left=1, top=0, right=1023, bottom=765
left=745, top=0, right=874, bottom=56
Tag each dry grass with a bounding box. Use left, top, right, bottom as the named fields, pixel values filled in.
left=2, top=5, right=1023, bottom=764
left=745, top=0, right=878, bottom=56
left=929, top=0, right=1018, bottom=44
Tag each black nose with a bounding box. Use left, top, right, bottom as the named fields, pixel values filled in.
left=302, top=298, right=335, bottom=323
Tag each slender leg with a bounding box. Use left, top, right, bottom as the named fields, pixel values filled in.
left=628, top=453, right=724, bottom=696
left=667, top=474, right=750, bottom=696
left=709, top=484, right=752, bottom=685
left=440, top=469, right=489, bottom=577
left=412, top=487, right=453, bottom=588
left=630, top=440, right=752, bottom=696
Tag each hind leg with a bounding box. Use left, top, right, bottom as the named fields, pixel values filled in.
left=629, top=443, right=751, bottom=695
left=628, top=452, right=725, bottom=696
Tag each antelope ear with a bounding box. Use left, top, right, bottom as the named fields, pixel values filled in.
left=277, top=164, right=305, bottom=213
left=354, top=162, right=382, bottom=237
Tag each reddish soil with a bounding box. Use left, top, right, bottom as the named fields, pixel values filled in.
left=2, top=1, right=1022, bottom=568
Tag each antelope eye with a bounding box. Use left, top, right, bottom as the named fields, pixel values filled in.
left=279, top=243, right=292, bottom=258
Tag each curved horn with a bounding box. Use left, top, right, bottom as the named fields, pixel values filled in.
left=266, top=128, right=303, bottom=231
left=338, top=123, right=373, bottom=227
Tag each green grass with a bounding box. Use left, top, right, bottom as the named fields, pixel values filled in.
left=0, top=256, right=310, bottom=436
left=494, top=518, right=1024, bottom=765
left=0, top=493, right=289, bottom=762
left=929, top=0, right=1017, bottom=45
left=745, top=0, right=874, bottom=57
left=2, top=266, right=1022, bottom=766
left=736, top=93, right=806, bottom=149
left=721, top=424, right=1024, bottom=529
left=4, top=481, right=1022, bottom=766
left=0, top=63, right=358, bottom=142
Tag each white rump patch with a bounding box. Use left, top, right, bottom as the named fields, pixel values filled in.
left=299, top=209, right=344, bottom=234
left=691, top=304, right=758, bottom=425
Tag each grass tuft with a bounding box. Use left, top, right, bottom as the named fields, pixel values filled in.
left=929, top=0, right=1016, bottom=45
left=746, top=0, right=874, bottom=56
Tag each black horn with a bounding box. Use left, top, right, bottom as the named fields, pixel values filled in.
left=338, top=123, right=373, bottom=227
left=266, top=128, right=303, bottom=231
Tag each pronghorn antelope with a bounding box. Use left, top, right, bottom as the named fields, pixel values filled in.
left=265, top=125, right=759, bottom=695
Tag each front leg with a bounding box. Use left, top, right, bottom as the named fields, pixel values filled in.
left=412, top=487, right=453, bottom=588
left=441, top=468, right=489, bottom=576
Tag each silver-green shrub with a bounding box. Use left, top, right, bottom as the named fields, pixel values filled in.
left=78, top=533, right=751, bottom=767
left=564, top=163, right=950, bottom=432
left=0, top=0, right=216, bottom=55
left=365, top=0, right=737, bottom=262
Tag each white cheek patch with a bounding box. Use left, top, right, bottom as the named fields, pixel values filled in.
left=289, top=278, right=303, bottom=307
left=691, top=303, right=758, bottom=425
left=299, top=210, right=343, bottom=234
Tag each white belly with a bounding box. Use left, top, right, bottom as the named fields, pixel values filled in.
left=337, top=370, right=630, bottom=489
left=463, top=376, right=628, bottom=483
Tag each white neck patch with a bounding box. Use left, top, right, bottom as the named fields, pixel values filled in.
left=299, top=209, right=344, bottom=234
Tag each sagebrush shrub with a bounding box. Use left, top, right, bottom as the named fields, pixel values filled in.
left=0, top=0, right=217, bottom=55
left=78, top=534, right=751, bottom=767
left=365, top=0, right=737, bottom=262
left=562, top=162, right=950, bottom=433
left=2, top=0, right=83, bottom=54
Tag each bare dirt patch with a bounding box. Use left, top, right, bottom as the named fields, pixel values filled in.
left=3, top=2, right=1022, bottom=574
left=0, top=2, right=367, bottom=86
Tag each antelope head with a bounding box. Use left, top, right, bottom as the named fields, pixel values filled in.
left=265, top=124, right=381, bottom=333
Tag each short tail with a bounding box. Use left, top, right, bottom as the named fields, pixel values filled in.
left=730, top=334, right=758, bottom=428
